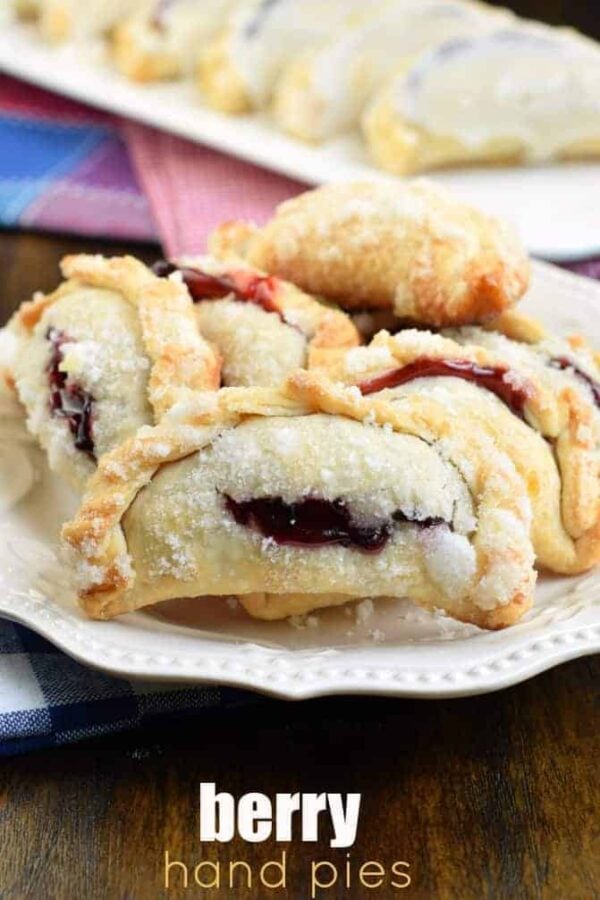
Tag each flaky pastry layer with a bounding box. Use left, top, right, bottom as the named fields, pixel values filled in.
left=174, top=254, right=360, bottom=386
left=325, top=328, right=600, bottom=574
left=210, top=180, right=529, bottom=326
left=62, top=372, right=535, bottom=630
left=8, top=255, right=219, bottom=489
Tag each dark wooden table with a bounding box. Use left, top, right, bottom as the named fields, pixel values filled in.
left=0, top=232, right=598, bottom=900
left=490, top=0, right=598, bottom=38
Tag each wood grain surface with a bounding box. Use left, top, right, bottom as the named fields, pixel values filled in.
left=0, top=225, right=598, bottom=900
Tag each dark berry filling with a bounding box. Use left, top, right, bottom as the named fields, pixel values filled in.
left=46, top=328, right=95, bottom=460
left=152, top=260, right=285, bottom=320
left=224, top=495, right=447, bottom=554
left=550, top=357, right=600, bottom=408
left=358, top=358, right=530, bottom=418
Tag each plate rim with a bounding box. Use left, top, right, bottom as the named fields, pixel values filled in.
left=0, top=585, right=598, bottom=700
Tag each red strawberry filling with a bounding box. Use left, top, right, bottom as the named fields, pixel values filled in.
left=358, top=357, right=530, bottom=418
left=152, top=260, right=284, bottom=320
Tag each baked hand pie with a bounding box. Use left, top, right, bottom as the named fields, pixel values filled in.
left=325, top=327, right=600, bottom=575
left=210, top=180, right=529, bottom=325
left=363, top=25, right=600, bottom=175
left=62, top=371, right=535, bottom=628
left=38, top=0, right=141, bottom=42
left=151, top=255, right=359, bottom=386
left=113, top=0, right=237, bottom=82
left=197, top=0, right=370, bottom=113
left=273, top=0, right=511, bottom=143
left=6, top=254, right=219, bottom=490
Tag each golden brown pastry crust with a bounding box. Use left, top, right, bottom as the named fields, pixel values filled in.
left=37, top=0, right=140, bottom=42
left=324, top=329, right=600, bottom=575
left=452, top=316, right=600, bottom=545
left=209, top=181, right=530, bottom=326
left=14, top=254, right=221, bottom=416
left=39, top=1, right=71, bottom=41
left=62, top=371, right=536, bottom=630
left=197, top=28, right=252, bottom=113
left=112, top=20, right=182, bottom=82
left=362, top=29, right=600, bottom=176
left=176, top=255, right=360, bottom=378
left=112, top=0, right=236, bottom=83
left=196, top=1, right=371, bottom=115
left=482, top=310, right=549, bottom=344
left=6, top=255, right=221, bottom=491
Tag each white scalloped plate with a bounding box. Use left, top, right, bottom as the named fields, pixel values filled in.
left=1, top=21, right=600, bottom=261
left=0, top=261, right=599, bottom=698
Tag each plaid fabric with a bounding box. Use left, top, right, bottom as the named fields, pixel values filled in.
left=0, top=618, right=252, bottom=756
left=0, top=74, right=157, bottom=241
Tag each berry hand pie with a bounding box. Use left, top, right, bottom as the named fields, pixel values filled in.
left=113, top=0, right=237, bottom=82
left=197, top=0, right=370, bottom=113
left=151, top=255, right=359, bottom=386
left=364, top=26, right=600, bottom=175
left=7, top=255, right=219, bottom=490
left=273, top=0, right=511, bottom=143
left=62, top=372, right=535, bottom=629
left=210, top=180, right=529, bottom=326
left=326, top=327, right=600, bottom=575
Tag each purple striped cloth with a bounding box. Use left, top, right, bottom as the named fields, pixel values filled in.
left=0, top=74, right=157, bottom=241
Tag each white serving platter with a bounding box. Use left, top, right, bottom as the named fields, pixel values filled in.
left=1, top=21, right=600, bottom=262
left=0, top=261, right=598, bottom=699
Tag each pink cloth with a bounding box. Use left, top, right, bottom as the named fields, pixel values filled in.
left=0, top=72, right=112, bottom=123
left=123, top=121, right=306, bottom=257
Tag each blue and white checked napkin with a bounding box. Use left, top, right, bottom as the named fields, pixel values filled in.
left=0, top=619, right=252, bottom=756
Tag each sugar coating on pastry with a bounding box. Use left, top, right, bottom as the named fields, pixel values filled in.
left=273, top=0, right=511, bottom=143
left=364, top=25, right=600, bottom=175
left=446, top=323, right=600, bottom=543
left=123, top=415, right=476, bottom=589
left=8, top=254, right=220, bottom=491
left=39, top=0, right=141, bottom=42
left=446, top=324, right=600, bottom=425
left=331, top=326, right=600, bottom=574
left=62, top=375, right=535, bottom=629
left=113, top=0, right=236, bottom=82
left=210, top=180, right=529, bottom=325
left=12, top=288, right=153, bottom=490
left=196, top=300, right=307, bottom=386
left=368, top=321, right=600, bottom=574
left=197, top=0, right=372, bottom=113
left=153, top=254, right=359, bottom=386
